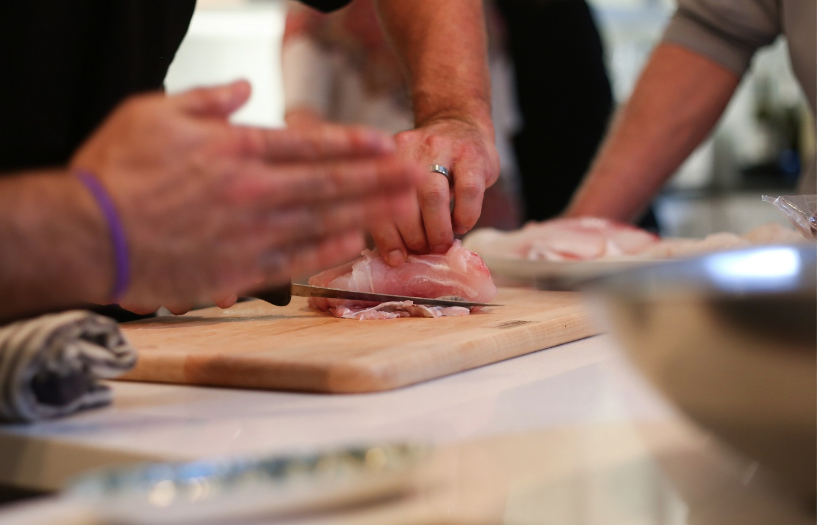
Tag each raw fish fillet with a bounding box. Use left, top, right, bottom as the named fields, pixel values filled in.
left=463, top=217, right=658, bottom=261
left=740, top=223, right=806, bottom=245
left=308, top=240, right=497, bottom=319
left=640, top=233, right=751, bottom=259
left=332, top=301, right=471, bottom=321
left=642, top=223, right=808, bottom=259
left=464, top=218, right=808, bottom=263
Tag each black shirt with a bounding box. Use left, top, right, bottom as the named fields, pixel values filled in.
left=0, top=0, right=351, bottom=173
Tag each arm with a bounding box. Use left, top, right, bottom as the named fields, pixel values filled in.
left=370, top=0, right=499, bottom=262
left=0, top=82, right=420, bottom=320
left=567, top=0, right=782, bottom=222
left=375, top=0, right=493, bottom=135
left=564, top=44, right=740, bottom=222
left=0, top=171, right=111, bottom=320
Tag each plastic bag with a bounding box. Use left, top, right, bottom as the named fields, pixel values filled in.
left=761, top=194, right=817, bottom=240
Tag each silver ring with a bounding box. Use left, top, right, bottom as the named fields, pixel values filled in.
left=429, top=164, right=451, bottom=184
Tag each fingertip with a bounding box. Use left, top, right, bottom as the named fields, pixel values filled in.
left=214, top=293, right=239, bottom=309
left=176, top=80, right=251, bottom=117
left=118, top=302, right=159, bottom=316
left=224, top=79, right=252, bottom=113
left=231, top=79, right=252, bottom=99
left=386, top=249, right=405, bottom=267
left=166, top=304, right=194, bottom=316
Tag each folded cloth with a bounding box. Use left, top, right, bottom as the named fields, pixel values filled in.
left=0, top=311, right=136, bottom=423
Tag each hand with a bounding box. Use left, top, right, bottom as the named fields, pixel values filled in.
left=71, top=81, right=421, bottom=313
left=370, top=116, right=500, bottom=266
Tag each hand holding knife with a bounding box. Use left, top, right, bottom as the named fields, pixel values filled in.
left=247, top=281, right=499, bottom=308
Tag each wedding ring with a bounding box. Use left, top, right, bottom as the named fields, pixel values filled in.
left=429, top=164, right=452, bottom=184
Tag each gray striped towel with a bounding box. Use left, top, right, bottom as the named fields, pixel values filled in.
left=0, top=311, right=136, bottom=423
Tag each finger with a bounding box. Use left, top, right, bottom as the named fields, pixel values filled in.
left=259, top=195, right=388, bottom=248
left=370, top=216, right=407, bottom=267
left=417, top=172, right=454, bottom=253
left=118, top=302, right=160, bottom=316
left=228, top=157, right=421, bottom=210
left=287, top=230, right=367, bottom=280
left=393, top=190, right=430, bottom=253
left=172, top=80, right=252, bottom=118
left=220, top=195, right=397, bottom=289
left=163, top=302, right=196, bottom=316
left=255, top=230, right=366, bottom=285
left=234, top=124, right=395, bottom=162
left=451, top=158, right=487, bottom=235
left=212, top=293, right=238, bottom=309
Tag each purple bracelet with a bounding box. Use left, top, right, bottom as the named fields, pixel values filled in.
left=76, top=171, right=130, bottom=303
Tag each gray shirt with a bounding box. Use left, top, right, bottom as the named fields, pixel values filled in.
left=663, top=0, right=816, bottom=192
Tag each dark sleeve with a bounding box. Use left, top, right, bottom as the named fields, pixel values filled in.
left=298, top=0, right=353, bottom=13
left=661, top=0, right=780, bottom=77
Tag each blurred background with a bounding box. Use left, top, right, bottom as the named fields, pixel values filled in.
left=165, top=0, right=814, bottom=238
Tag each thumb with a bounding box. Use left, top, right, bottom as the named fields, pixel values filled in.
left=172, top=80, right=252, bottom=118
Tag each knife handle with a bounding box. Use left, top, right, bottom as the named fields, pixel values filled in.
left=248, top=281, right=292, bottom=306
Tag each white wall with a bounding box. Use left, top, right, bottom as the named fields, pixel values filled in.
left=164, top=1, right=287, bottom=128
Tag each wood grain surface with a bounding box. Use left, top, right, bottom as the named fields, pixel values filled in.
left=117, top=288, right=599, bottom=393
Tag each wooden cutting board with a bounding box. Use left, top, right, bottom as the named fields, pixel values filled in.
left=117, top=288, right=599, bottom=393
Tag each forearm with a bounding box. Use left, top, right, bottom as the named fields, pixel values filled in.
left=0, top=170, right=110, bottom=320
left=565, top=44, right=740, bottom=222
left=374, top=0, right=493, bottom=132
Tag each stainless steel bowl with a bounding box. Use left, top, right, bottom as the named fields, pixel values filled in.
left=587, top=244, right=816, bottom=498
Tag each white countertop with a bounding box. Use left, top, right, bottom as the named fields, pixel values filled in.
left=0, top=335, right=810, bottom=524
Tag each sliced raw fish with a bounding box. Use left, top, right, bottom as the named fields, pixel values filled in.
left=641, top=233, right=751, bottom=259
left=333, top=301, right=471, bottom=320
left=463, top=217, right=658, bottom=262
left=642, top=223, right=807, bottom=259
left=465, top=217, right=808, bottom=264
left=308, top=240, right=497, bottom=318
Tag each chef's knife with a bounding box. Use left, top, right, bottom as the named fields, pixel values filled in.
left=247, top=282, right=500, bottom=308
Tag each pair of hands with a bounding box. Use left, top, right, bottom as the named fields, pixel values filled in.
left=71, top=81, right=423, bottom=314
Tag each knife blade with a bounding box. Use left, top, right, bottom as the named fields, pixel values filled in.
left=247, top=283, right=500, bottom=308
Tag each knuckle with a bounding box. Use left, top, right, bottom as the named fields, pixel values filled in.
left=394, top=131, right=413, bottom=149
left=424, top=134, right=446, bottom=152
left=457, top=180, right=484, bottom=200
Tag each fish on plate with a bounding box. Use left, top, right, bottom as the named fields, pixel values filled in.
left=464, top=218, right=807, bottom=262
left=308, top=240, right=498, bottom=320
left=463, top=217, right=658, bottom=262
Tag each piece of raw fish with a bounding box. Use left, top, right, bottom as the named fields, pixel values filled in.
left=642, top=223, right=807, bottom=259
left=465, top=218, right=808, bottom=263
left=332, top=301, right=471, bottom=321
left=463, top=217, right=658, bottom=261
left=308, top=240, right=497, bottom=318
